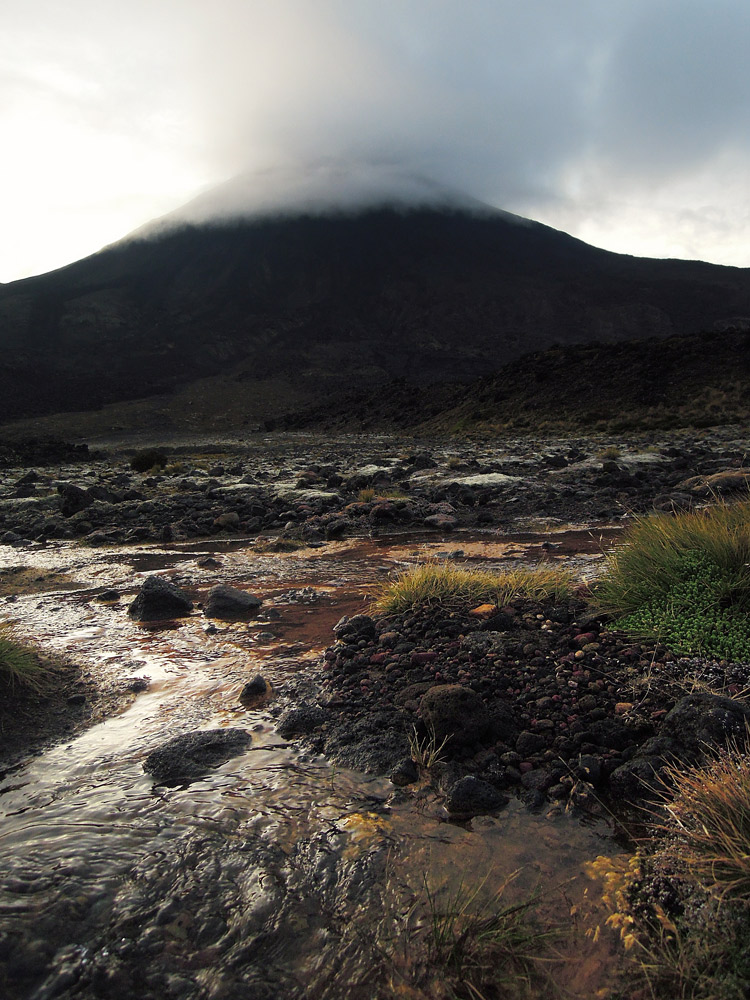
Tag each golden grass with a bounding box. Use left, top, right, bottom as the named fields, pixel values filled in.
left=0, top=625, right=46, bottom=690
left=357, top=487, right=408, bottom=503
left=588, top=744, right=750, bottom=998
left=658, top=744, right=750, bottom=900
left=371, top=562, right=572, bottom=615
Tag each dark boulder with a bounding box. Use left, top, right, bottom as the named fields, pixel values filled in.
left=424, top=513, right=458, bottom=531
left=143, top=728, right=251, bottom=785
left=445, top=776, right=508, bottom=817
left=58, top=483, right=94, bottom=517
left=325, top=518, right=349, bottom=540
left=606, top=695, right=750, bottom=803
left=128, top=575, right=194, bottom=621
left=332, top=614, right=377, bottom=641
left=204, top=584, right=262, bottom=619
left=608, top=755, right=669, bottom=802
left=390, top=757, right=420, bottom=787
left=324, top=712, right=410, bottom=773
left=276, top=703, right=328, bottom=738
left=419, top=684, right=491, bottom=746
left=661, top=693, right=750, bottom=755
left=239, top=674, right=272, bottom=706
left=515, top=730, right=546, bottom=757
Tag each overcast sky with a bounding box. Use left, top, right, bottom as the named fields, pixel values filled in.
left=3, top=0, right=750, bottom=282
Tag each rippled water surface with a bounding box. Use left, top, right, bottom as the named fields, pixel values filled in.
left=0, top=530, right=622, bottom=999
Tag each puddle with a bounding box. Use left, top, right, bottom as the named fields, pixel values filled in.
left=0, top=531, right=624, bottom=998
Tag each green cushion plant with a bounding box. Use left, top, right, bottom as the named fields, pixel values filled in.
left=595, top=500, right=750, bottom=660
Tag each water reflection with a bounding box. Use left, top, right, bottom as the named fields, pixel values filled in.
left=0, top=530, right=622, bottom=998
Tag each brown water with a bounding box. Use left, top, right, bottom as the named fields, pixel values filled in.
left=0, top=530, right=622, bottom=999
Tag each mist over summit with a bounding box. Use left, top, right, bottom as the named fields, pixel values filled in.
left=134, top=160, right=499, bottom=237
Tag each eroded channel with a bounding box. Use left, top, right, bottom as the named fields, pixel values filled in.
left=0, top=530, right=623, bottom=999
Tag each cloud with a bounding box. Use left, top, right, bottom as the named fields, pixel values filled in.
left=2, top=0, right=750, bottom=279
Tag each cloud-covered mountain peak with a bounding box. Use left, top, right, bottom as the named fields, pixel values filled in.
left=136, top=158, right=508, bottom=236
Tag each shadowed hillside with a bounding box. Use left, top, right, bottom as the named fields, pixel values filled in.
left=272, top=328, right=750, bottom=434
left=2, top=205, right=750, bottom=424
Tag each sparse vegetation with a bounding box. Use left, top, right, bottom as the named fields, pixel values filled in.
left=407, top=722, right=450, bottom=770
left=0, top=626, right=46, bottom=690
left=372, top=562, right=572, bottom=614
left=597, top=444, right=622, bottom=461
left=658, top=746, right=750, bottom=900
left=588, top=744, right=750, bottom=998
left=357, top=487, right=408, bottom=502
left=130, top=448, right=168, bottom=473
left=414, top=872, right=555, bottom=1000
left=594, top=500, right=750, bottom=660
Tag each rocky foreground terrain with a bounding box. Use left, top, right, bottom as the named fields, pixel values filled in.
left=1, top=425, right=747, bottom=548
left=3, top=425, right=750, bottom=1000
left=3, top=425, right=750, bottom=817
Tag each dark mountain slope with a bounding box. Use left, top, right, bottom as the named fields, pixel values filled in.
left=274, top=328, right=750, bottom=434
left=1, top=205, right=750, bottom=423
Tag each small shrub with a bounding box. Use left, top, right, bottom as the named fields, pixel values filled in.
left=357, top=488, right=376, bottom=502
left=130, top=449, right=168, bottom=473
left=597, top=444, right=622, bottom=461
left=372, top=562, right=572, bottom=615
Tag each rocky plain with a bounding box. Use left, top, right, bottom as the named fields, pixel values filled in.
left=3, top=423, right=750, bottom=999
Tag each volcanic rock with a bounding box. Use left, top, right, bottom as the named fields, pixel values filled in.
left=128, top=575, right=194, bottom=621
left=143, top=729, right=251, bottom=785
left=445, top=776, right=508, bottom=817
left=204, top=584, right=262, bottom=619
left=419, top=684, right=491, bottom=745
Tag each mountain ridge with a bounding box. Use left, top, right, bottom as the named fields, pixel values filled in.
left=1, top=201, right=749, bottom=427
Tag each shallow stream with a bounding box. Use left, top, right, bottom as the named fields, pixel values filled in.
left=0, top=529, right=624, bottom=999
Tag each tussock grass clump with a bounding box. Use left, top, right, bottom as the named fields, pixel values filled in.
left=0, top=626, right=45, bottom=690
left=357, top=487, right=408, bottom=503
left=659, top=746, right=750, bottom=900
left=407, top=723, right=450, bottom=770
left=594, top=501, right=750, bottom=660
left=372, top=562, right=572, bottom=615
left=589, top=745, right=750, bottom=998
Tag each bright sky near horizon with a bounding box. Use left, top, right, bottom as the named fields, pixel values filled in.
left=2, top=0, right=750, bottom=283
